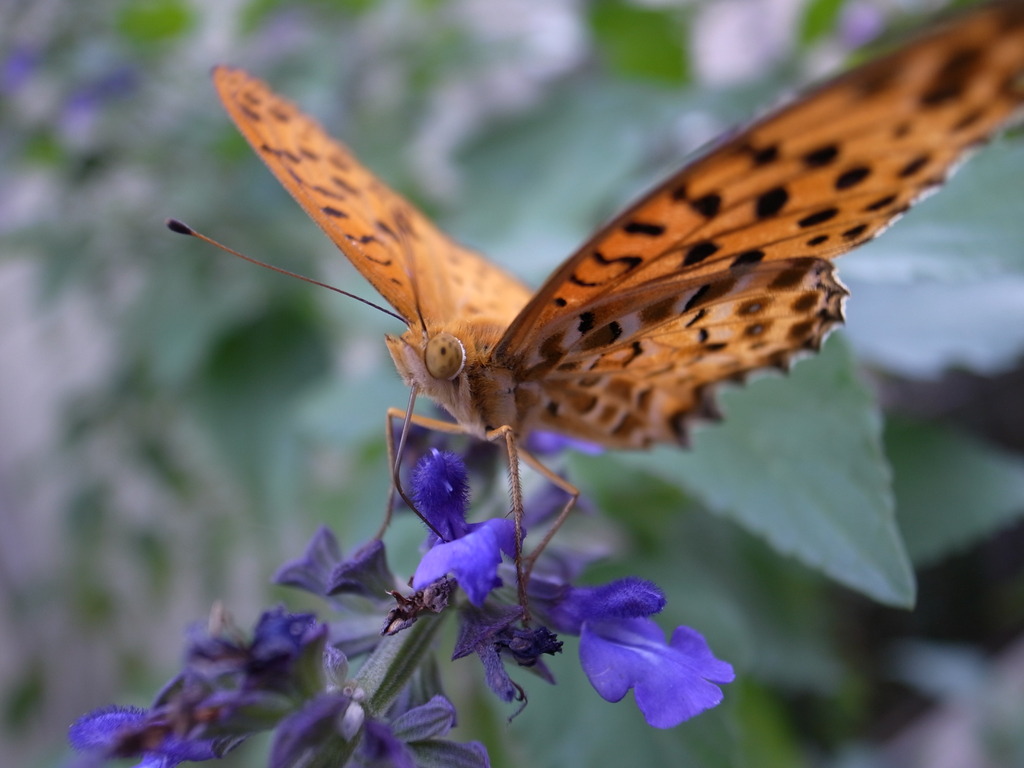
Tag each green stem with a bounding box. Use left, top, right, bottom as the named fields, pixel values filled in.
left=328, top=613, right=448, bottom=766
left=356, top=612, right=447, bottom=717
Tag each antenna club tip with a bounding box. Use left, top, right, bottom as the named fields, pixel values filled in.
left=165, top=218, right=194, bottom=236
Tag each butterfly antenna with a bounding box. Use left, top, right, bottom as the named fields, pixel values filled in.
left=166, top=218, right=409, bottom=326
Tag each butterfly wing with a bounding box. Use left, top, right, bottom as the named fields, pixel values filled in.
left=512, top=257, right=847, bottom=447
left=495, top=2, right=1024, bottom=446
left=213, top=66, right=531, bottom=329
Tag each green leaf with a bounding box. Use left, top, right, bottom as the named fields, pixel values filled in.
left=589, top=0, right=689, bottom=84
left=452, top=81, right=685, bottom=277
left=116, top=0, right=193, bottom=43
left=842, top=138, right=1024, bottom=282
left=887, top=418, right=1024, bottom=566
left=193, top=302, right=331, bottom=510
left=734, top=679, right=806, bottom=768
left=407, top=739, right=489, bottom=768
left=799, top=0, right=846, bottom=44
left=843, top=276, right=1024, bottom=378
left=618, top=334, right=914, bottom=606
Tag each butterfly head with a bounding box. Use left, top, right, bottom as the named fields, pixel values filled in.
left=385, top=329, right=473, bottom=422
left=385, top=322, right=514, bottom=439
left=424, top=333, right=466, bottom=381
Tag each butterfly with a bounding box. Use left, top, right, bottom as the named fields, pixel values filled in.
left=200, top=2, right=1024, bottom=581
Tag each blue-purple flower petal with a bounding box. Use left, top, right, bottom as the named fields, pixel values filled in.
left=68, top=706, right=147, bottom=752
left=361, top=719, right=416, bottom=768
left=548, top=576, right=666, bottom=634
left=268, top=693, right=351, bottom=768
left=412, top=518, right=516, bottom=606
left=68, top=705, right=220, bottom=766
left=411, top=450, right=471, bottom=540
left=579, top=618, right=734, bottom=728
left=390, top=695, right=457, bottom=742
left=273, top=526, right=343, bottom=596
left=525, top=431, right=604, bottom=455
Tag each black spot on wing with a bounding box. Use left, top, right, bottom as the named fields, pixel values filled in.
left=331, top=175, right=359, bottom=195
left=683, top=285, right=710, bottom=313
left=623, top=221, right=666, bottom=236
left=683, top=241, right=720, bottom=266
left=690, top=193, right=722, bottom=218
left=756, top=187, right=789, bottom=218
left=952, top=108, right=985, bottom=132
left=750, top=144, right=780, bottom=165
left=798, top=208, right=839, bottom=228
left=732, top=250, right=764, bottom=267
left=836, top=166, right=871, bottom=189
left=898, top=155, right=930, bottom=178
left=803, top=144, right=838, bottom=167
left=269, top=106, right=291, bottom=122
left=570, top=250, right=644, bottom=287
left=579, top=321, right=624, bottom=351
left=312, top=184, right=344, bottom=200
left=842, top=224, right=868, bottom=241
left=684, top=308, right=707, bottom=328
left=921, top=47, right=980, bottom=107
left=864, top=195, right=896, bottom=212
left=577, top=312, right=596, bottom=334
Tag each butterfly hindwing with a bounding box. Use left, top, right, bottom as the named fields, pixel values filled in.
left=513, top=257, right=846, bottom=447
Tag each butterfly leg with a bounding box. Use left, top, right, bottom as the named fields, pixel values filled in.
left=484, top=424, right=529, bottom=617
left=381, top=404, right=468, bottom=541
left=517, top=448, right=580, bottom=587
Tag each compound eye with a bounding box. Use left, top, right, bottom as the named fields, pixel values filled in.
left=424, top=333, right=466, bottom=381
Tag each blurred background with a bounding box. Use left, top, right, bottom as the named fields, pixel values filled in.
left=2, top=0, right=1024, bottom=766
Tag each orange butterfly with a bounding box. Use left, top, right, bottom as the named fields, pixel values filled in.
left=196, top=3, right=1024, bottom=585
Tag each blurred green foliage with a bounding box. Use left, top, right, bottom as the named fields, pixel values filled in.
left=2, top=1, right=1023, bottom=767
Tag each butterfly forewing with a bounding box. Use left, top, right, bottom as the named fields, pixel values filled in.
left=214, top=66, right=532, bottom=329
left=496, top=2, right=1024, bottom=374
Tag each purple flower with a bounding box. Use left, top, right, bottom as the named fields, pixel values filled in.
left=327, top=539, right=397, bottom=601
left=526, top=431, right=604, bottom=455
left=546, top=577, right=666, bottom=633
left=451, top=605, right=562, bottom=708
left=411, top=448, right=471, bottom=541
left=274, top=528, right=396, bottom=604
left=68, top=705, right=219, bottom=767
left=183, top=606, right=332, bottom=708
left=409, top=450, right=516, bottom=606
left=61, top=67, right=139, bottom=140
left=580, top=620, right=735, bottom=728
left=268, top=692, right=353, bottom=768
left=360, top=695, right=490, bottom=768
left=273, top=526, right=345, bottom=597
left=413, top=519, right=516, bottom=606
left=546, top=577, right=734, bottom=728
left=839, top=2, right=885, bottom=48
left=360, top=719, right=417, bottom=768
left=2, top=46, right=37, bottom=94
